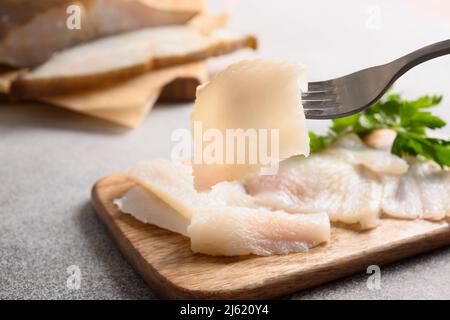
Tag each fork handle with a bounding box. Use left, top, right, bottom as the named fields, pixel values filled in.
left=392, top=39, right=450, bottom=79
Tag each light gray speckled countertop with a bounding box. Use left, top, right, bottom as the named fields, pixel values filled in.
left=1, top=0, right=450, bottom=299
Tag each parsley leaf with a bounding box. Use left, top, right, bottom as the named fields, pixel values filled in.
left=309, top=131, right=334, bottom=152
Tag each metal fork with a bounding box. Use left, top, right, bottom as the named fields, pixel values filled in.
left=302, top=39, right=450, bottom=119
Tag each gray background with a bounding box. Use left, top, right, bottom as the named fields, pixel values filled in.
left=1, top=0, right=450, bottom=299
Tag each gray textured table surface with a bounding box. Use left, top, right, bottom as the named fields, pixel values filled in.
left=1, top=0, right=450, bottom=299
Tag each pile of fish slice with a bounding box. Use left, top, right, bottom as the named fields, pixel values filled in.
left=0, top=0, right=257, bottom=127
left=116, top=159, right=331, bottom=256
left=117, top=135, right=450, bottom=256
left=116, top=59, right=450, bottom=256
left=11, top=26, right=257, bottom=97
left=0, top=0, right=203, bottom=67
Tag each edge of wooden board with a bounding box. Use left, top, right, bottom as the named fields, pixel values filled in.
left=91, top=173, right=450, bottom=299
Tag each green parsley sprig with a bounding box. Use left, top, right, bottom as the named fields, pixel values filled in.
left=309, top=93, right=450, bottom=167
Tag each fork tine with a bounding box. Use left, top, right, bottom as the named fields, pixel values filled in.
left=302, top=91, right=337, bottom=101
left=308, top=80, right=335, bottom=91
left=304, top=108, right=340, bottom=119
left=302, top=100, right=340, bottom=109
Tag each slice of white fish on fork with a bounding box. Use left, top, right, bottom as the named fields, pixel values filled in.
left=191, top=59, right=309, bottom=191
left=116, top=159, right=330, bottom=256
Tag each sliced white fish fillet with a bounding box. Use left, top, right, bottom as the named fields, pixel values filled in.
left=245, top=135, right=408, bottom=229
left=362, top=130, right=450, bottom=220
left=188, top=208, right=329, bottom=256
left=327, top=134, right=408, bottom=175
left=115, top=186, right=190, bottom=236
left=381, top=175, right=423, bottom=220
left=382, top=158, right=450, bottom=220
left=246, top=155, right=383, bottom=229
left=12, top=26, right=257, bottom=97
left=191, top=59, right=309, bottom=190
left=126, top=160, right=198, bottom=219
left=417, top=162, right=450, bottom=220
left=119, top=159, right=330, bottom=256
left=89, top=0, right=199, bottom=36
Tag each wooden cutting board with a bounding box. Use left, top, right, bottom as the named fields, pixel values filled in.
left=92, top=174, right=450, bottom=299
